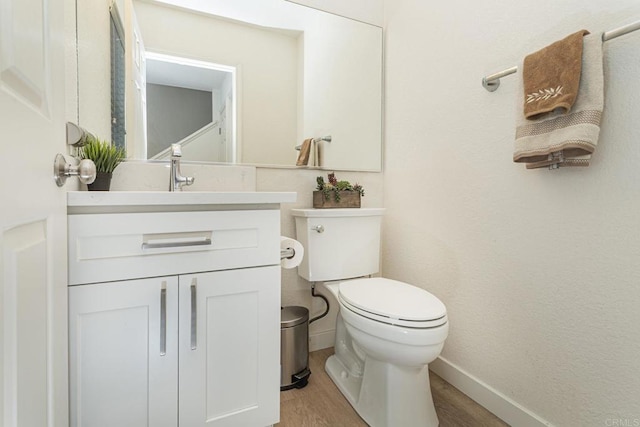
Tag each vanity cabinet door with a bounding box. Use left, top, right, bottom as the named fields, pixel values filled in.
left=69, top=277, right=179, bottom=427
left=179, top=266, right=280, bottom=427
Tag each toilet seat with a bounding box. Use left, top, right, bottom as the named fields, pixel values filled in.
left=338, top=278, right=447, bottom=329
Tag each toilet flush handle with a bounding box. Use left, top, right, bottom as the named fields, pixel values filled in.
left=312, top=225, right=325, bottom=233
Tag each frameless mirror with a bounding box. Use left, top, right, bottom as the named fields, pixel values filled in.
left=77, top=0, right=383, bottom=171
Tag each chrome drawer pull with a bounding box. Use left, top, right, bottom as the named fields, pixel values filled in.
left=142, top=238, right=212, bottom=250
left=141, top=231, right=213, bottom=250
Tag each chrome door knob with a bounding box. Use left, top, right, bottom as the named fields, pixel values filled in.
left=54, top=153, right=97, bottom=187
left=76, top=159, right=97, bottom=184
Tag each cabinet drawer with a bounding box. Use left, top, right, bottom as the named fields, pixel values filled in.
left=68, top=210, right=280, bottom=285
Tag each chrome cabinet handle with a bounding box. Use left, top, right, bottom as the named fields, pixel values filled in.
left=160, top=282, right=167, bottom=356
left=312, top=225, right=325, bottom=233
left=142, top=238, right=212, bottom=250
left=190, top=279, right=197, bottom=350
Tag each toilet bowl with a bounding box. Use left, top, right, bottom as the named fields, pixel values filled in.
left=291, top=208, right=448, bottom=427
left=325, top=279, right=448, bottom=427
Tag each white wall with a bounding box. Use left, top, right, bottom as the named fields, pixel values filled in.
left=383, top=1, right=640, bottom=426
left=64, top=0, right=79, bottom=126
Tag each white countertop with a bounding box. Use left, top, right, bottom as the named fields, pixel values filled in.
left=67, top=191, right=297, bottom=213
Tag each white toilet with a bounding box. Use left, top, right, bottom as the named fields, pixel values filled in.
left=292, top=208, right=448, bottom=427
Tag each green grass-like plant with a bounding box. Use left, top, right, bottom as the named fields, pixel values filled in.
left=80, top=137, right=126, bottom=173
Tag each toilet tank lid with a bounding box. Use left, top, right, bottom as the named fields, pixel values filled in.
left=291, top=208, right=385, bottom=218
left=339, top=278, right=446, bottom=322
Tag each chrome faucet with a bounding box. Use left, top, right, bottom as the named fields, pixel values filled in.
left=169, top=144, right=194, bottom=191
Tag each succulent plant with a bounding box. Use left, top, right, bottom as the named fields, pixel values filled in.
left=315, top=173, right=364, bottom=202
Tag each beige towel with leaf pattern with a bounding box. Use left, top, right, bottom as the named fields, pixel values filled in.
left=514, top=32, right=603, bottom=169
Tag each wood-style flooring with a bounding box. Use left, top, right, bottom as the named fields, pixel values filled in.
left=278, top=348, right=509, bottom=427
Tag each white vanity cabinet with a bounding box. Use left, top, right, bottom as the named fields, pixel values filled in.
left=69, top=276, right=180, bottom=427
left=178, top=267, right=279, bottom=426
left=67, top=191, right=295, bottom=427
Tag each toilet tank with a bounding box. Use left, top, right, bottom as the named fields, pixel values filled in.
left=291, top=208, right=385, bottom=282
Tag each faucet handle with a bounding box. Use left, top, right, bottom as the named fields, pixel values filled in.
left=171, top=143, right=182, bottom=157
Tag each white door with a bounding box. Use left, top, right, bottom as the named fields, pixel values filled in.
left=0, top=0, right=68, bottom=426
left=68, top=277, right=179, bottom=427
left=179, top=266, right=280, bottom=427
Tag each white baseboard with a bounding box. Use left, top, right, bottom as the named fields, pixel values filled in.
left=430, top=356, right=553, bottom=427
left=309, top=329, right=335, bottom=352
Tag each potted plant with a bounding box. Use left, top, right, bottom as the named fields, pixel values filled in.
left=80, top=137, right=126, bottom=191
left=313, top=172, right=364, bottom=208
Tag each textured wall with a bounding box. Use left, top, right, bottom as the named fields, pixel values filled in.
left=383, top=1, right=640, bottom=425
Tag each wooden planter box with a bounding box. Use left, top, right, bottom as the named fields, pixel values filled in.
left=313, top=190, right=361, bottom=209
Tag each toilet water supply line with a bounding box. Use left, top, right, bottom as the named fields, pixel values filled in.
left=309, top=283, right=330, bottom=324
left=308, top=275, right=374, bottom=324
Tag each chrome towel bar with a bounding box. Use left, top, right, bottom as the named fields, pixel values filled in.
left=482, top=19, right=640, bottom=92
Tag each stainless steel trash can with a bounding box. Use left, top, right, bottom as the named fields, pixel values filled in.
left=280, top=306, right=311, bottom=390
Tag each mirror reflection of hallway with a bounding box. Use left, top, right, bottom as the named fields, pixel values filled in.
left=145, top=52, right=236, bottom=163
